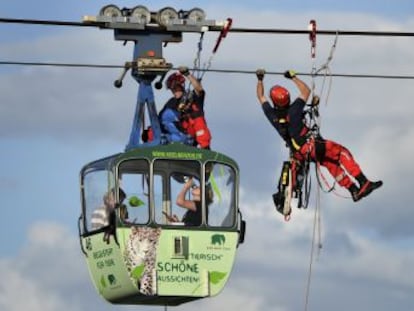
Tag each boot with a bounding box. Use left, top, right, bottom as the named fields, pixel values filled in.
left=357, top=180, right=383, bottom=200
left=348, top=184, right=361, bottom=202
left=355, top=173, right=368, bottom=187
left=354, top=173, right=383, bottom=200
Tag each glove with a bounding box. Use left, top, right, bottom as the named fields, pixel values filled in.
left=178, top=66, right=190, bottom=76
left=284, top=70, right=297, bottom=79
left=256, top=69, right=265, bottom=81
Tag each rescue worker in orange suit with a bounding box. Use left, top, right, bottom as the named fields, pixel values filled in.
left=255, top=68, right=382, bottom=202
left=177, top=66, right=211, bottom=149
left=158, top=66, right=211, bottom=149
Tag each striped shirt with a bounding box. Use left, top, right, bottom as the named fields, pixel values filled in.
left=90, top=205, right=109, bottom=230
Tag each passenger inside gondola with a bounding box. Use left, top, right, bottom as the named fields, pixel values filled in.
left=177, top=177, right=212, bottom=226
left=91, top=187, right=126, bottom=230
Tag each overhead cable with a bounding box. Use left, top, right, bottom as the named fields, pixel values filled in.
left=1, top=17, right=414, bottom=37
left=1, top=61, right=413, bottom=80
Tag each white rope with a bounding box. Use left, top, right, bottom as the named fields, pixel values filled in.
left=314, top=31, right=339, bottom=108
left=304, top=176, right=323, bottom=311
left=193, top=32, right=205, bottom=80
left=303, top=30, right=340, bottom=311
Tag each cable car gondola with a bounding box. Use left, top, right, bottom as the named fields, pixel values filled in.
left=79, top=143, right=245, bottom=306
left=77, top=5, right=245, bottom=306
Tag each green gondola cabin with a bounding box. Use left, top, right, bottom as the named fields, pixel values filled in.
left=78, top=5, right=244, bottom=306
left=78, top=144, right=245, bottom=306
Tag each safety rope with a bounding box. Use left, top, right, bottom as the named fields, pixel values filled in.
left=304, top=174, right=323, bottom=311
left=193, top=32, right=205, bottom=80
left=315, top=31, right=338, bottom=109
left=307, top=20, right=341, bottom=193
left=301, top=155, right=312, bottom=209
left=306, top=20, right=322, bottom=141
left=315, top=152, right=354, bottom=200
left=308, top=21, right=339, bottom=129
left=303, top=24, right=349, bottom=310
left=315, top=162, right=335, bottom=193
left=303, top=21, right=324, bottom=311
left=186, top=18, right=232, bottom=98
left=197, top=18, right=232, bottom=81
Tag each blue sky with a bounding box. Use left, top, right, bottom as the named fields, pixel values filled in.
left=1, top=1, right=414, bottom=311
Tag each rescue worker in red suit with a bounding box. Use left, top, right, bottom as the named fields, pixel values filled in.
left=177, top=66, right=211, bottom=149
left=255, top=69, right=382, bottom=202
left=158, top=66, right=211, bottom=149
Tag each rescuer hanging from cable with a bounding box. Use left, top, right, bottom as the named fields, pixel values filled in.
left=255, top=69, right=383, bottom=203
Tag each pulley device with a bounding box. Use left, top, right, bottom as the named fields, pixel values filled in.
left=83, top=4, right=231, bottom=150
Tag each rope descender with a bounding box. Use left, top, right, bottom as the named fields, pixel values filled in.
left=198, top=17, right=232, bottom=81
left=308, top=19, right=318, bottom=104
left=308, top=19, right=317, bottom=60
left=213, top=18, right=232, bottom=53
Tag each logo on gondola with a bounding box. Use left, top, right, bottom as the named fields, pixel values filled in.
left=211, top=234, right=225, bottom=246
left=207, top=234, right=230, bottom=251
left=108, top=274, right=117, bottom=286
left=100, top=274, right=118, bottom=289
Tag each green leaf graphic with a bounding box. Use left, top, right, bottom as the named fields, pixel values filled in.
left=100, top=275, right=107, bottom=289
left=129, top=196, right=145, bottom=207
left=131, top=264, right=145, bottom=280
left=209, top=271, right=227, bottom=284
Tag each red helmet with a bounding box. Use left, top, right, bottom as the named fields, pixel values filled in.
left=269, top=85, right=290, bottom=108
left=166, top=73, right=185, bottom=91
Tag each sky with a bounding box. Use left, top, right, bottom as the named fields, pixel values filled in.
left=1, top=1, right=414, bottom=311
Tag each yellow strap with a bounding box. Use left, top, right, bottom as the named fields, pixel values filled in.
left=208, top=173, right=222, bottom=203
left=291, top=138, right=301, bottom=151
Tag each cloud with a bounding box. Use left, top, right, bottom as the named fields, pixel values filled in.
left=0, top=267, right=63, bottom=311
left=1, top=212, right=414, bottom=311
left=0, top=222, right=91, bottom=311
left=1, top=6, right=414, bottom=311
